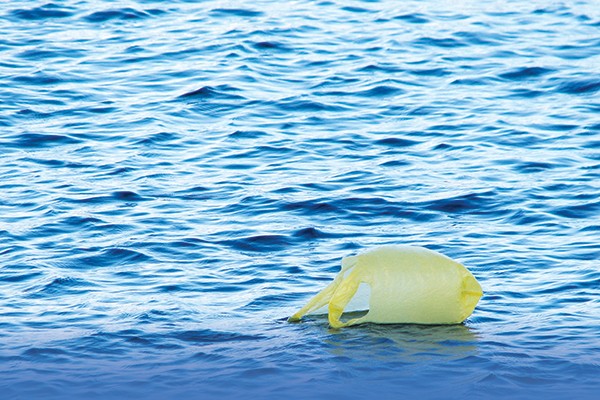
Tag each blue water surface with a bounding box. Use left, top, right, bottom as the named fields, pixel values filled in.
left=1, top=0, right=599, bottom=399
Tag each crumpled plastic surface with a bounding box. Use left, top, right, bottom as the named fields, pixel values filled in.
left=289, top=245, right=483, bottom=328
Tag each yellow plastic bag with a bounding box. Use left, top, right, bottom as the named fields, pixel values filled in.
left=289, top=245, right=483, bottom=328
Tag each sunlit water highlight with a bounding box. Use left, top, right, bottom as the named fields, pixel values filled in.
left=1, top=1, right=599, bottom=399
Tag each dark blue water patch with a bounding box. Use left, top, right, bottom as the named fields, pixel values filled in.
left=535, top=125, right=581, bottom=136
left=14, top=108, right=54, bottom=119
left=222, top=234, right=292, bottom=252
left=380, top=159, right=411, bottom=167
left=357, top=63, right=404, bottom=74
left=252, top=41, right=290, bottom=51
left=499, top=67, right=553, bottom=80
left=431, top=143, right=454, bottom=151
left=413, top=36, right=466, bottom=48
left=554, top=78, right=600, bottom=95
left=21, top=157, right=91, bottom=169
left=508, top=89, right=546, bottom=99
left=341, top=6, right=372, bottom=13
left=215, top=195, right=278, bottom=215
left=316, top=84, right=404, bottom=98
left=553, top=43, right=599, bottom=60
left=209, top=8, right=264, bottom=18
left=551, top=200, right=600, bottom=219
left=292, top=227, right=335, bottom=240
left=83, top=8, right=151, bottom=23
left=274, top=97, right=347, bottom=113
left=282, top=199, right=342, bottom=215
left=359, top=84, right=405, bottom=97
left=228, top=130, right=269, bottom=140
left=170, top=329, right=264, bottom=343
left=64, top=191, right=149, bottom=204
left=17, top=48, right=87, bottom=61
left=4, top=133, right=82, bottom=148
left=10, top=3, right=74, bottom=20
left=513, top=161, right=558, bottom=173
left=76, top=247, right=153, bottom=268
left=178, top=85, right=246, bottom=100
left=422, top=191, right=504, bottom=216
left=27, top=277, right=100, bottom=298
left=285, top=197, right=440, bottom=223
left=135, top=131, right=181, bottom=147
left=154, top=283, right=195, bottom=293
left=375, top=137, right=420, bottom=148
left=504, top=209, right=551, bottom=226
left=407, top=105, right=439, bottom=116
left=393, top=13, right=429, bottom=24
left=0, top=270, right=44, bottom=283
left=171, top=186, right=214, bottom=201
left=451, top=77, right=494, bottom=86
left=12, top=72, right=63, bottom=85
left=408, top=67, right=451, bottom=77
left=21, top=347, right=70, bottom=363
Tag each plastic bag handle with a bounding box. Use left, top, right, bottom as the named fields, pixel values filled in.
left=288, top=256, right=359, bottom=322
left=288, top=277, right=341, bottom=322
left=328, top=268, right=368, bottom=329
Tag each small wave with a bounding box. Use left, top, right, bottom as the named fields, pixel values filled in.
left=358, top=85, right=405, bottom=97
left=375, top=137, right=420, bottom=148
left=135, top=131, right=181, bottom=147
left=6, top=133, right=81, bottom=148
left=551, top=200, right=600, bottom=219
left=28, top=277, right=99, bottom=298
left=423, top=191, right=503, bottom=215
left=83, top=8, right=151, bottom=23
left=451, top=77, right=492, bottom=86
left=67, top=191, right=148, bottom=204
left=499, top=67, right=553, bottom=80
left=357, top=64, right=403, bottom=73
left=11, top=4, right=73, bottom=20
left=275, top=98, right=345, bottom=112
left=555, top=78, right=600, bottom=94
left=513, top=161, right=558, bottom=173
left=253, top=41, right=290, bottom=51
left=178, top=85, right=245, bottom=100
left=78, top=248, right=153, bottom=268
left=13, top=72, right=63, bottom=85
left=292, top=227, right=335, bottom=240
left=223, top=234, right=292, bottom=252
left=17, top=48, right=86, bottom=61
left=22, top=347, right=70, bottom=363
left=508, top=89, right=546, bottom=99
left=413, top=36, right=466, bottom=48
left=0, top=271, right=44, bottom=283
left=393, top=14, right=429, bottom=24
left=171, top=329, right=263, bottom=343
left=210, top=8, right=264, bottom=17
left=283, top=199, right=342, bottom=215
left=228, top=130, right=268, bottom=140
left=408, top=68, right=450, bottom=77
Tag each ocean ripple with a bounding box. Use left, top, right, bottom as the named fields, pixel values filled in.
left=1, top=0, right=599, bottom=399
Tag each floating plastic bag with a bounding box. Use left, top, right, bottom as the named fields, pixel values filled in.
left=289, top=245, right=483, bottom=328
